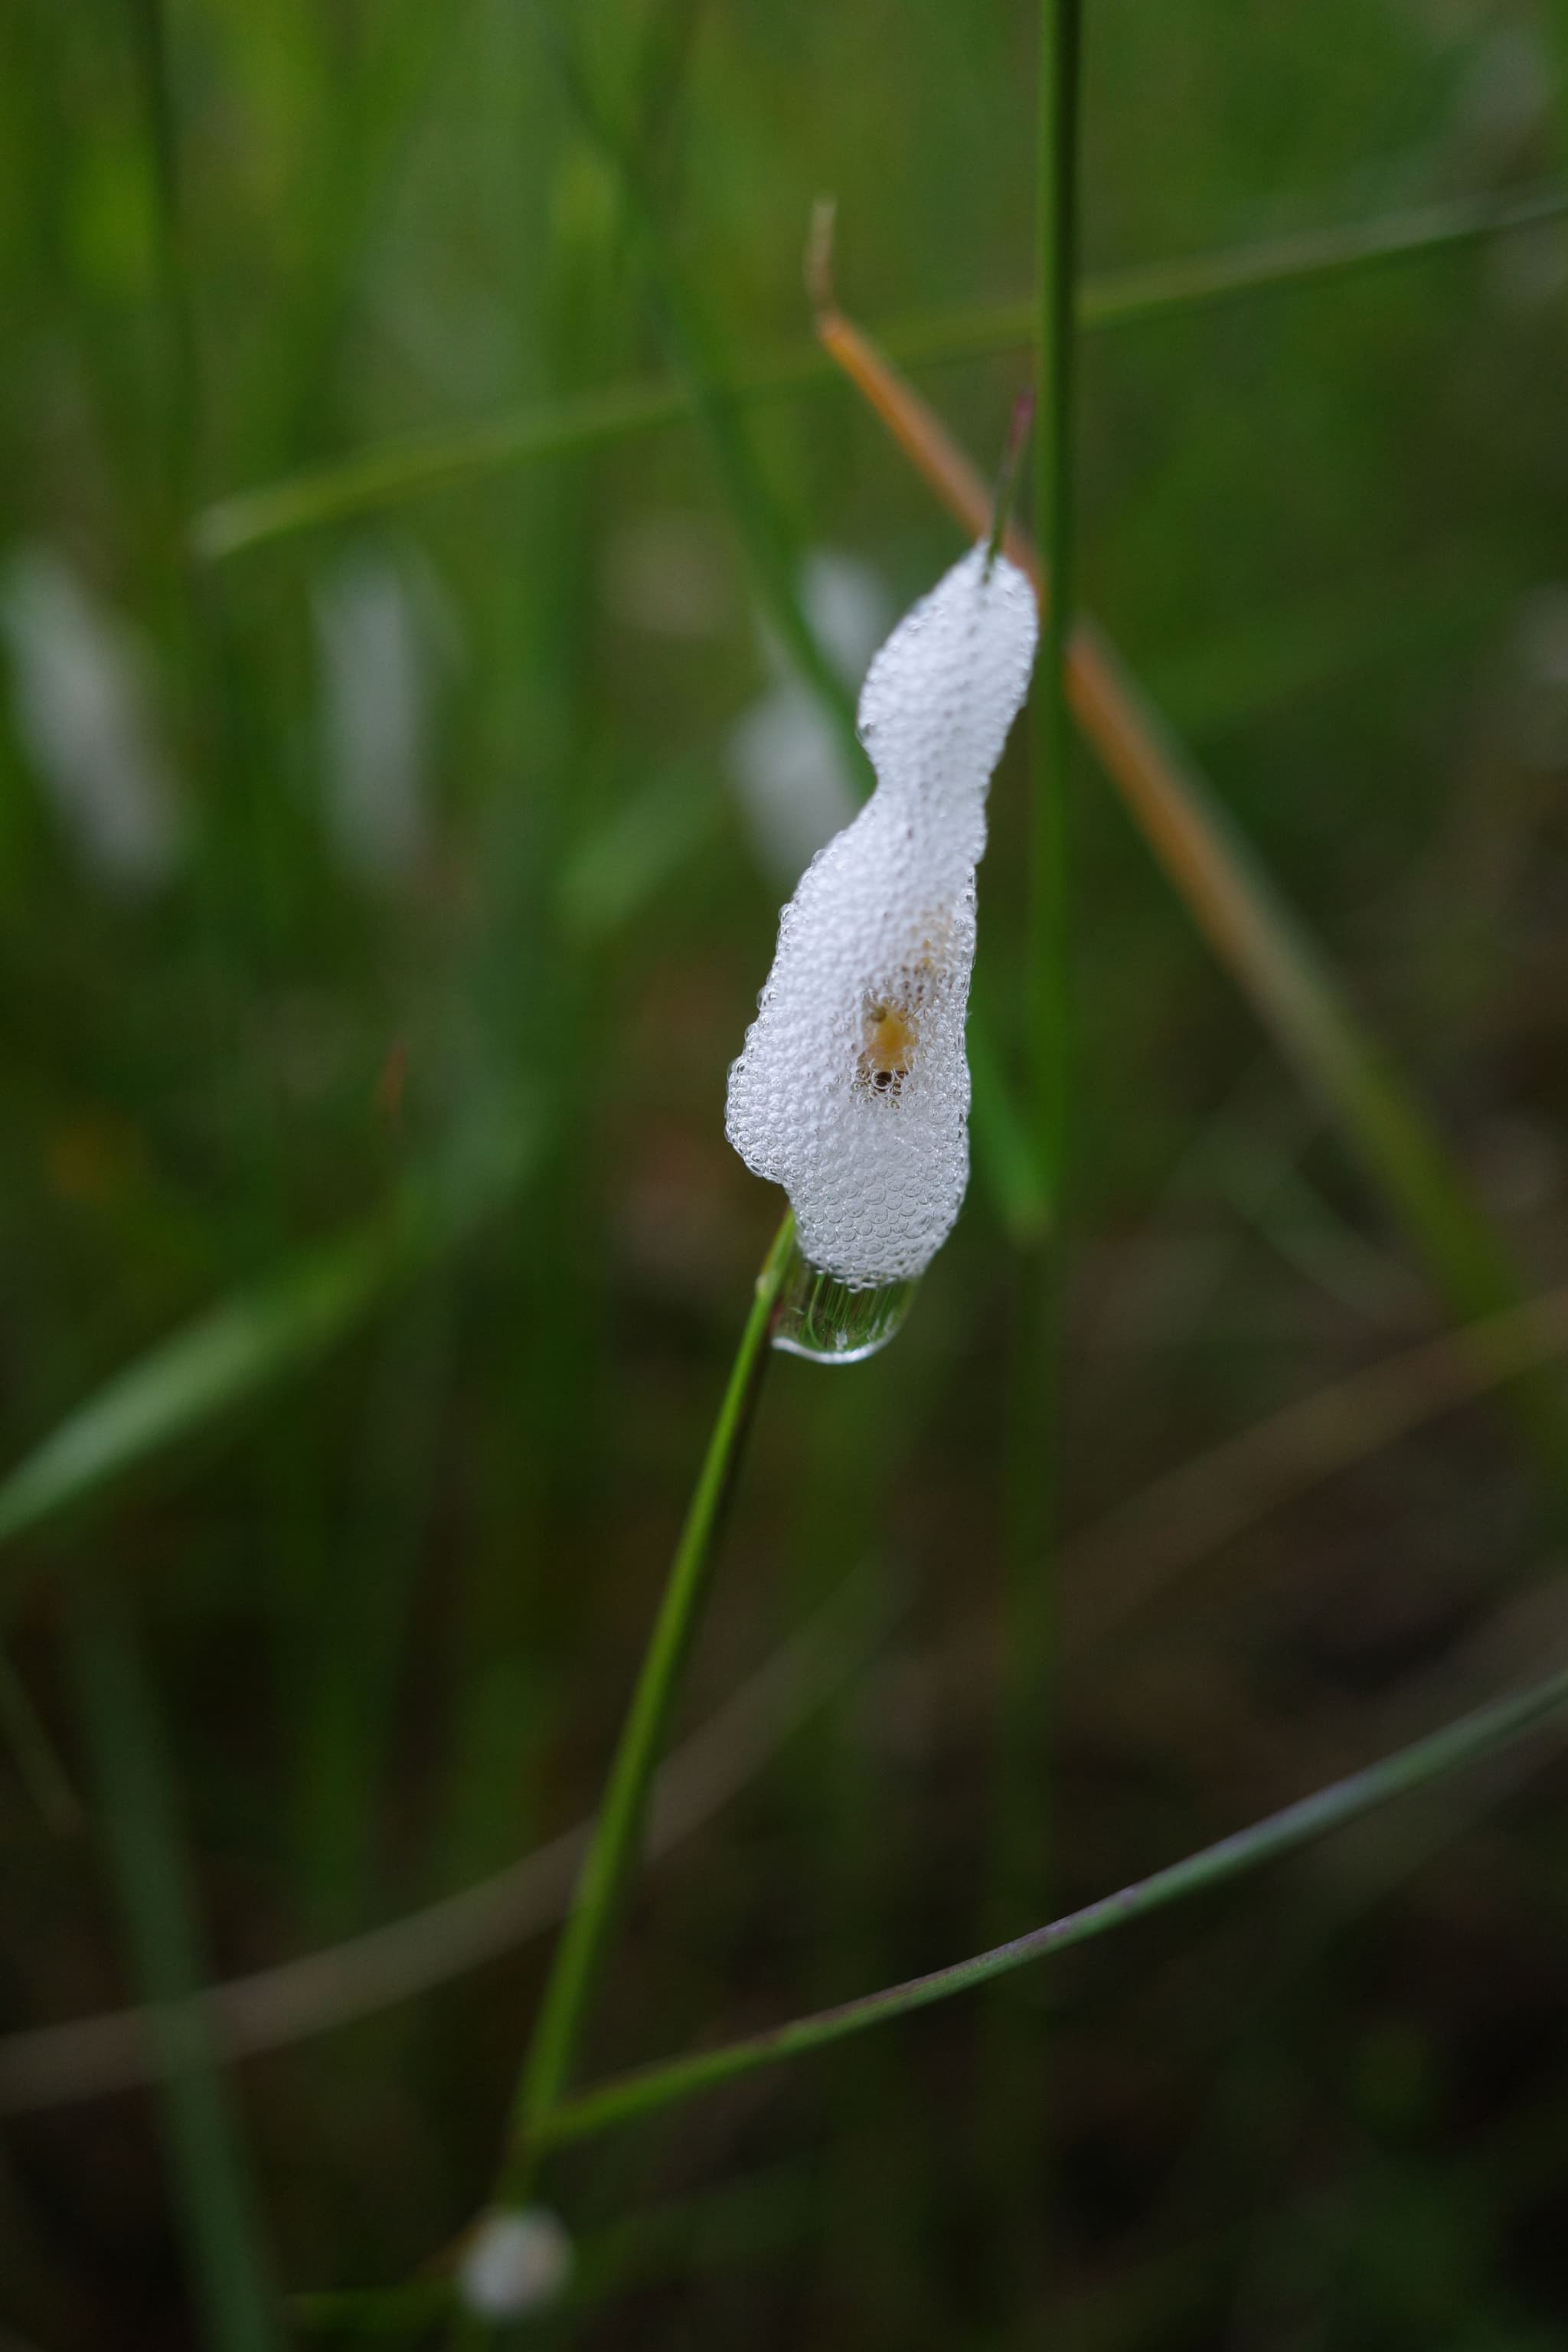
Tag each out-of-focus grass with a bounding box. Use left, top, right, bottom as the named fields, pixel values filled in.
left=3, top=0, right=1568, bottom=2344
left=194, top=183, right=1568, bottom=557
left=66, top=1582, right=279, bottom=2349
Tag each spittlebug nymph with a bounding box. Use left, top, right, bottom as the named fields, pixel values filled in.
left=726, top=541, right=1037, bottom=1290
left=858, top=994, right=919, bottom=1099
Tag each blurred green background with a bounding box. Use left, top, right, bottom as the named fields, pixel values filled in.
left=4, top=0, right=1568, bottom=2342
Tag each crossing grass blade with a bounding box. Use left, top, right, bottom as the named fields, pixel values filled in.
left=535, top=1653, right=1568, bottom=2150
left=191, top=184, right=1568, bottom=557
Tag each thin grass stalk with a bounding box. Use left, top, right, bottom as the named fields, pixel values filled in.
left=534, top=1654, right=1568, bottom=2150
left=68, top=1582, right=279, bottom=2347
left=1031, top=0, right=1084, bottom=1187
left=495, top=1211, right=796, bottom=2202
left=191, top=184, right=1568, bottom=556
left=1000, top=0, right=1083, bottom=1876
left=982, top=0, right=1084, bottom=2288
left=810, top=302, right=1568, bottom=1494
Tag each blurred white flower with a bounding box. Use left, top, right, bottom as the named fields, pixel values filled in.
left=0, top=544, right=180, bottom=893
left=312, top=547, right=440, bottom=886
left=727, top=543, right=1037, bottom=1288
left=456, top=2205, right=573, bottom=2321
left=730, top=550, right=893, bottom=884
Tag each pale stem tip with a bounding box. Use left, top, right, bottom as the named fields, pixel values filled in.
left=984, top=390, right=1035, bottom=579
left=805, top=194, right=839, bottom=318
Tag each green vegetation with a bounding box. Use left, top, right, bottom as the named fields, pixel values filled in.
left=3, top=2, right=1568, bottom=2343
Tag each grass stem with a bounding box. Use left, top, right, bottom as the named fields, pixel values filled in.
left=982, top=0, right=1084, bottom=2286
left=495, top=1210, right=796, bottom=2201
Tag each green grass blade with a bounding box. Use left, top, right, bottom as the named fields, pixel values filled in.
left=0, top=1099, right=534, bottom=1602
left=1031, top=0, right=1082, bottom=1191
left=498, top=1210, right=796, bottom=2201
left=191, top=379, right=699, bottom=560
left=69, top=1584, right=280, bottom=2348
left=191, top=183, right=1567, bottom=556
left=0, top=1230, right=396, bottom=1562
left=984, top=0, right=1085, bottom=2257
left=538, top=1655, right=1568, bottom=2151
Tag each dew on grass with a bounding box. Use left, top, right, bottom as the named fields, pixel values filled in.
left=772, top=1250, right=916, bottom=1364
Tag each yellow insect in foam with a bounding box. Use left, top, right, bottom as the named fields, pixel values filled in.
left=858, top=995, right=920, bottom=1098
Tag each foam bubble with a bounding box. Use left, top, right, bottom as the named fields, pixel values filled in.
left=726, top=544, right=1037, bottom=1285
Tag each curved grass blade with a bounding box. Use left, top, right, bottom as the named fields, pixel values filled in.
left=191, top=185, right=1567, bottom=557
left=536, top=1655, right=1568, bottom=2151
left=0, top=1099, right=535, bottom=1607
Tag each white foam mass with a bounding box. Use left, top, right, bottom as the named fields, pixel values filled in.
left=726, top=543, right=1037, bottom=1286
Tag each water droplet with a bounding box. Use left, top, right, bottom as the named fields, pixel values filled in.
left=772, top=1241, right=914, bottom=1365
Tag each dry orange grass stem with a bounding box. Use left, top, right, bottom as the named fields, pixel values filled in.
left=805, top=204, right=1568, bottom=1480
left=808, top=201, right=1325, bottom=1066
